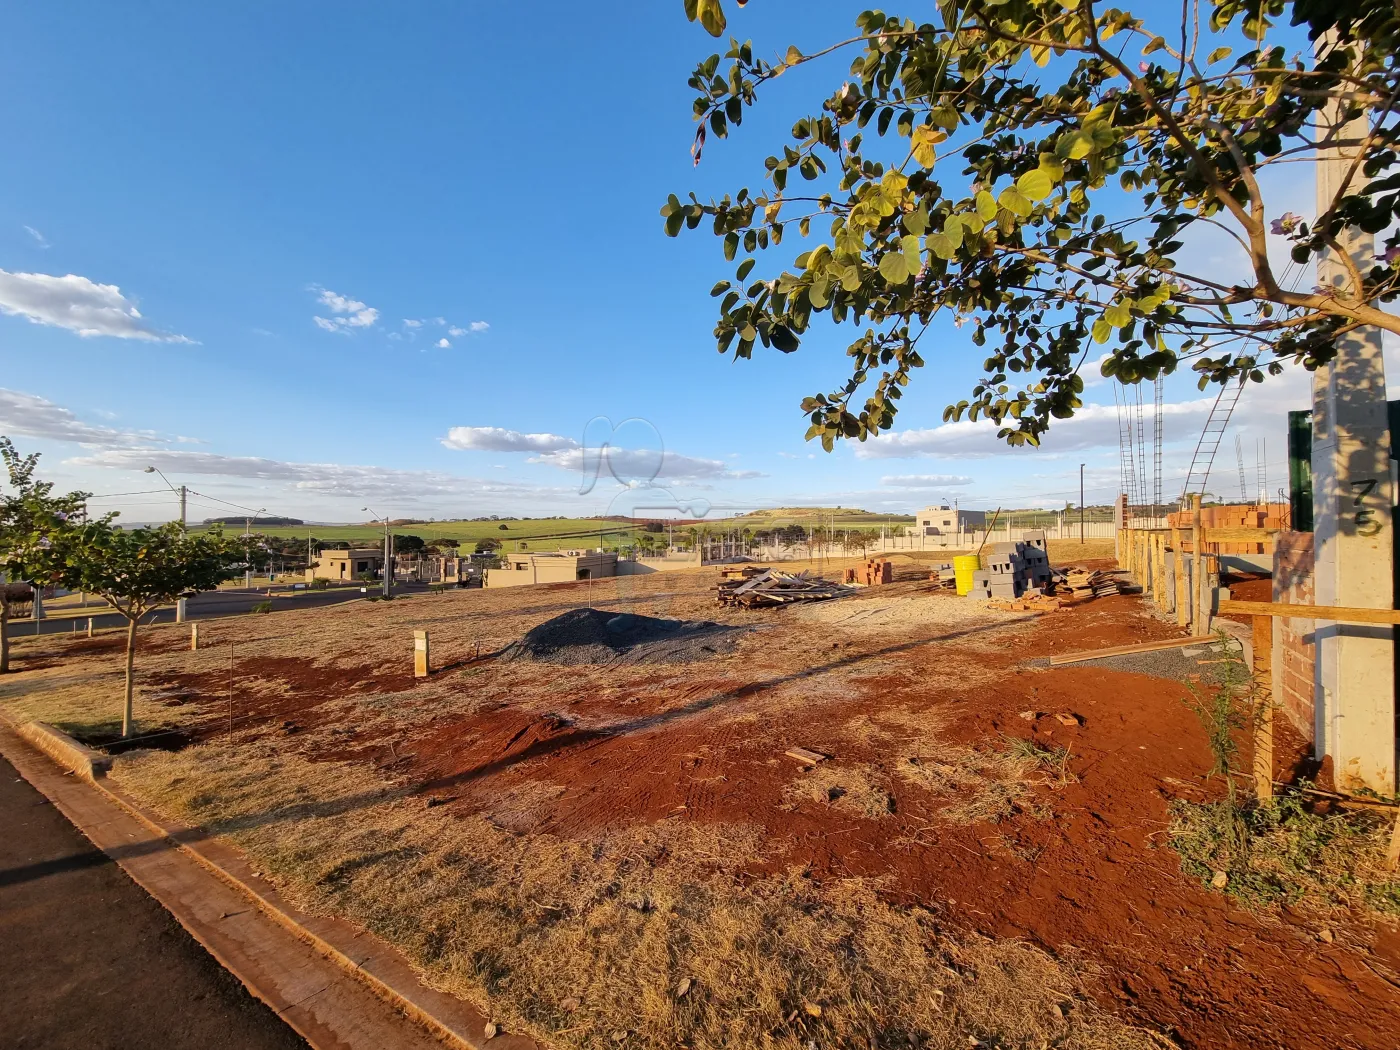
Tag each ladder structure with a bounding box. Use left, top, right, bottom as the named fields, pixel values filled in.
left=1113, top=383, right=1140, bottom=511
left=1235, top=434, right=1249, bottom=501
left=1180, top=378, right=1247, bottom=502
left=1152, top=375, right=1164, bottom=508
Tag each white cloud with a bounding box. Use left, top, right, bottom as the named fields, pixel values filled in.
left=311, top=287, right=378, bottom=332
left=469, top=321, right=489, bottom=332
left=854, top=398, right=1222, bottom=459
left=441, top=426, right=579, bottom=453
left=529, top=447, right=765, bottom=481
left=436, top=337, right=450, bottom=348
left=880, top=474, right=975, bottom=487
left=0, top=270, right=192, bottom=342
left=402, top=318, right=423, bottom=329
left=66, top=448, right=577, bottom=503
left=447, top=326, right=466, bottom=337
left=0, top=388, right=166, bottom=447
left=22, top=225, right=49, bottom=248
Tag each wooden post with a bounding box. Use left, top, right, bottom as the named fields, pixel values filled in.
left=1174, top=529, right=1189, bottom=627
left=86, top=617, right=93, bottom=638
left=413, top=629, right=430, bottom=678
left=1191, top=495, right=1205, bottom=630
left=1253, top=614, right=1274, bottom=802
left=1154, top=533, right=1167, bottom=610
left=190, top=622, right=199, bottom=651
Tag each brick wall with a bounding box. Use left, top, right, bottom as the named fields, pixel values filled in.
left=1272, top=531, right=1315, bottom=743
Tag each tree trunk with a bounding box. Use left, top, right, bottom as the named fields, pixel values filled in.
left=122, top=616, right=139, bottom=738
left=0, top=605, right=8, bottom=674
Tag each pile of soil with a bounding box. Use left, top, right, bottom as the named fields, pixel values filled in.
left=502, top=608, right=742, bottom=665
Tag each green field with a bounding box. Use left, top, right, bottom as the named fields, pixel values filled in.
left=198, top=517, right=648, bottom=553
left=196, top=504, right=1106, bottom=555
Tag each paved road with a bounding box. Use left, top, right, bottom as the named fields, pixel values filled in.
left=14, top=584, right=422, bottom=638
left=0, top=753, right=308, bottom=1050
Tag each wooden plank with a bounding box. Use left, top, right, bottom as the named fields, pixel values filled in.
left=1252, top=615, right=1273, bottom=803
left=1049, top=634, right=1220, bottom=666
left=1175, top=544, right=1189, bottom=627
left=1218, top=599, right=1400, bottom=625
left=1191, top=495, right=1204, bottom=631
left=1203, top=526, right=1280, bottom=543
left=784, top=747, right=826, bottom=767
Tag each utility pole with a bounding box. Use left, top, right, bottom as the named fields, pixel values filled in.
left=1311, top=46, right=1396, bottom=793
left=179, top=485, right=187, bottom=529
left=1079, top=463, right=1085, bottom=544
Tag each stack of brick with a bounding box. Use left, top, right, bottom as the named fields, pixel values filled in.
left=843, top=558, right=894, bottom=586
left=1165, top=502, right=1288, bottom=553
left=965, top=534, right=1052, bottom=600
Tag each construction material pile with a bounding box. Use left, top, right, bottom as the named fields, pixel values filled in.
left=503, top=608, right=742, bottom=665
left=965, top=533, right=1052, bottom=600
left=984, top=567, right=1135, bottom=611
left=1055, top=567, right=1128, bottom=603
left=843, top=558, right=893, bottom=586
left=717, top=568, right=853, bottom=608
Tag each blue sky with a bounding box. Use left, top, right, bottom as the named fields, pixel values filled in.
left=0, top=2, right=1381, bottom=525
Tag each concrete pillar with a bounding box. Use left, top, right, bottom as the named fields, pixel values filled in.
left=1310, top=92, right=1397, bottom=793
left=176, top=597, right=187, bottom=624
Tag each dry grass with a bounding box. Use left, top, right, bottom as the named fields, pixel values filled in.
left=841, top=707, right=1060, bottom=826
left=114, top=743, right=1167, bottom=1050
left=783, top=762, right=895, bottom=819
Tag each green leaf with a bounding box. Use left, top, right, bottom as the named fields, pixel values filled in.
left=1016, top=169, right=1053, bottom=202
left=911, top=124, right=940, bottom=167
left=943, top=215, right=964, bottom=248
left=1056, top=131, right=1094, bottom=161
left=695, top=0, right=726, bottom=37
left=1208, top=46, right=1231, bottom=64
left=723, top=233, right=739, bottom=261
left=736, top=257, right=756, bottom=281
left=1103, top=301, right=1131, bottom=328
left=899, top=234, right=922, bottom=259
left=878, top=251, right=911, bottom=285
left=927, top=233, right=955, bottom=260
left=976, top=191, right=998, bottom=222
left=1091, top=317, right=1113, bottom=344
left=902, top=203, right=929, bottom=237
left=997, top=187, right=1032, bottom=219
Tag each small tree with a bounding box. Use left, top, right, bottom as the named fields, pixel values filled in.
left=68, top=521, right=244, bottom=737
left=0, top=438, right=93, bottom=673
left=672, top=0, right=1400, bottom=448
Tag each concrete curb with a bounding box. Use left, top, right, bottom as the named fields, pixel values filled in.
left=14, top=720, right=112, bottom=779
left=0, top=715, right=538, bottom=1050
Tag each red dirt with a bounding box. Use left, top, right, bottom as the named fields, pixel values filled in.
left=53, top=577, right=1400, bottom=1049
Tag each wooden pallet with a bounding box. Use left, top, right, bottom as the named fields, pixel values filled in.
left=717, top=568, right=853, bottom=608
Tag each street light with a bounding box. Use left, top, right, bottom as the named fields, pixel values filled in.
left=243, top=507, right=265, bottom=588
left=362, top=506, right=392, bottom=597
left=144, top=466, right=187, bottom=529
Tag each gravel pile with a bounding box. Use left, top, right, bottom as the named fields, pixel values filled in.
left=502, top=608, right=744, bottom=666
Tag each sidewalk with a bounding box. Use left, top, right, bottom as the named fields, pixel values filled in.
left=0, top=722, right=527, bottom=1050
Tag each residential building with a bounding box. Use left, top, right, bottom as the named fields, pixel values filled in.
left=485, top=550, right=618, bottom=588
left=913, top=506, right=986, bottom=537
left=306, top=548, right=384, bottom=582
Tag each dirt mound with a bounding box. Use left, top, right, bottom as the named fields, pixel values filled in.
left=502, top=608, right=742, bottom=665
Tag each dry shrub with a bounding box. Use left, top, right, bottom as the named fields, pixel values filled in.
left=898, top=747, right=1046, bottom=825
left=844, top=707, right=1054, bottom=825
left=114, top=744, right=1167, bottom=1050
left=782, top=762, right=895, bottom=819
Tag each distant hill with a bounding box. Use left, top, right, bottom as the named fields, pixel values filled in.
left=203, top=515, right=304, bottom=526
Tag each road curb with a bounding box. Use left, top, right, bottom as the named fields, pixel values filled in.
left=0, top=714, right=538, bottom=1050
left=14, top=720, right=113, bottom=779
